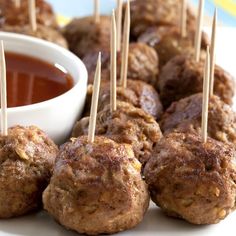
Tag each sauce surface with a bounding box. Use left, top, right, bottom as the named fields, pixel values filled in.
left=6, top=52, right=74, bottom=107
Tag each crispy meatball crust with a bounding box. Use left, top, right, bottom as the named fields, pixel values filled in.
left=160, top=94, right=236, bottom=145
left=43, top=136, right=149, bottom=235
left=126, top=42, right=159, bottom=85
left=0, top=125, right=58, bottom=218
left=138, top=26, right=209, bottom=68
left=128, top=0, right=196, bottom=39
left=0, top=0, right=58, bottom=28
left=73, top=102, right=162, bottom=165
left=98, top=79, right=163, bottom=119
left=2, top=24, right=68, bottom=48
left=84, top=42, right=159, bottom=85
left=84, top=79, right=163, bottom=120
left=158, top=54, right=235, bottom=108
left=62, top=16, right=110, bottom=58
left=144, top=132, right=236, bottom=224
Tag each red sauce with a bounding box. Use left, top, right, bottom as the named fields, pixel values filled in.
left=6, top=52, right=74, bottom=107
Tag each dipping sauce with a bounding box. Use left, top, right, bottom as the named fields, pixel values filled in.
left=6, top=52, right=73, bottom=107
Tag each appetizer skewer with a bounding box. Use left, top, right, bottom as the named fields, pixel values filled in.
left=62, top=0, right=110, bottom=58
left=0, top=0, right=58, bottom=29
left=127, top=0, right=197, bottom=40
left=73, top=8, right=162, bottom=165
left=43, top=51, right=150, bottom=235
left=0, top=41, right=58, bottom=218
left=82, top=1, right=163, bottom=119
left=160, top=13, right=236, bottom=145
left=137, top=0, right=209, bottom=69
left=158, top=10, right=234, bottom=108
left=1, top=0, right=68, bottom=48
left=144, top=47, right=236, bottom=225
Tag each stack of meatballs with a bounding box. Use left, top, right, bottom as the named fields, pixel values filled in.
left=1, top=0, right=236, bottom=235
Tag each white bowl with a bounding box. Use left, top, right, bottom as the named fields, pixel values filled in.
left=0, top=32, right=88, bottom=144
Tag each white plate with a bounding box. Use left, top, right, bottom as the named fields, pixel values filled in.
left=1, top=29, right=236, bottom=236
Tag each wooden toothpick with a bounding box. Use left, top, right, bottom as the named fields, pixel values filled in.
left=94, top=0, right=100, bottom=23
left=0, top=41, right=8, bottom=136
left=120, top=0, right=130, bottom=88
left=194, top=0, right=205, bottom=62
left=116, top=0, right=123, bottom=52
left=14, top=0, right=21, bottom=8
left=110, top=10, right=117, bottom=112
left=29, top=0, right=37, bottom=32
left=180, top=0, right=187, bottom=38
left=209, top=9, right=217, bottom=96
left=88, top=53, right=101, bottom=143
left=201, top=46, right=210, bottom=143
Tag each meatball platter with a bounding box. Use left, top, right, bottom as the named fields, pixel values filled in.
left=1, top=0, right=236, bottom=236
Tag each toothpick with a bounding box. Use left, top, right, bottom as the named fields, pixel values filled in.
left=116, top=0, right=123, bottom=51
left=94, top=0, right=100, bottom=23
left=201, top=46, right=210, bottom=143
left=180, top=0, right=187, bottom=38
left=88, top=53, right=101, bottom=143
left=120, top=0, right=130, bottom=88
left=209, top=9, right=217, bottom=96
left=110, top=10, right=117, bottom=112
left=29, top=0, right=37, bottom=32
left=0, top=41, right=8, bottom=136
left=14, top=0, right=21, bottom=8
left=194, top=0, right=205, bottom=62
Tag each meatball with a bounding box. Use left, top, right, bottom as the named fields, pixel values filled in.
left=73, top=101, right=162, bottom=165
left=158, top=54, right=235, bottom=108
left=43, top=136, right=149, bottom=235
left=160, top=94, right=236, bottom=145
left=0, top=125, right=58, bottom=218
left=84, top=42, right=159, bottom=85
left=144, top=132, right=236, bottom=224
left=138, top=26, right=209, bottom=68
left=83, top=79, right=163, bottom=120
left=0, top=0, right=58, bottom=29
left=83, top=50, right=111, bottom=84
left=2, top=24, right=68, bottom=48
left=125, top=42, right=159, bottom=85
left=128, top=0, right=196, bottom=39
left=62, top=16, right=110, bottom=58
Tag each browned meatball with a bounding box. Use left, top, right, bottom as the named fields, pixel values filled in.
left=73, top=101, right=162, bottom=165
left=0, top=125, right=58, bottom=219
left=83, top=50, right=111, bottom=83
left=160, top=94, right=236, bottom=145
left=62, top=16, right=110, bottom=58
left=0, top=0, right=58, bottom=29
left=138, top=26, right=209, bottom=68
left=84, top=42, right=159, bottom=85
left=43, top=136, right=149, bottom=235
left=128, top=0, right=196, bottom=39
left=158, top=54, right=235, bottom=108
left=99, top=79, right=163, bottom=119
left=2, top=24, right=68, bottom=48
left=84, top=79, right=163, bottom=119
left=126, top=42, right=159, bottom=85
left=144, top=132, right=236, bottom=224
